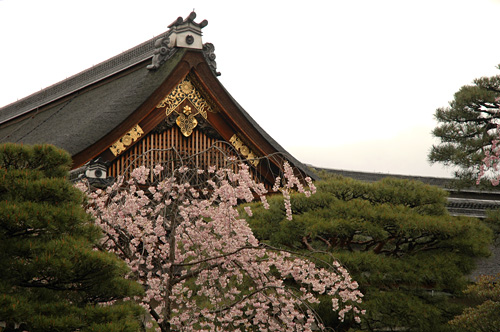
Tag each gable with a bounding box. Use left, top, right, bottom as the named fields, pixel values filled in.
left=0, top=13, right=316, bottom=183
left=0, top=48, right=188, bottom=158
left=95, top=70, right=285, bottom=188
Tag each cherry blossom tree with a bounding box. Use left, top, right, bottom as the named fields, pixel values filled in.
left=478, top=128, right=500, bottom=185
left=78, top=156, right=364, bottom=332
left=429, top=71, right=500, bottom=184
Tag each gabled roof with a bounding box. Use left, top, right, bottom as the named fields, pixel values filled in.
left=0, top=12, right=316, bottom=180
left=0, top=47, right=186, bottom=158
left=0, top=30, right=170, bottom=126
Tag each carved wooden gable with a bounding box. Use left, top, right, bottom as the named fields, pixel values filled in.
left=104, top=72, right=271, bottom=186
left=0, top=12, right=316, bottom=186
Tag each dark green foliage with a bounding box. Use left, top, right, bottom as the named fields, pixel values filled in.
left=0, top=143, right=73, bottom=178
left=0, top=144, right=144, bottom=332
left=245, top=175, right=493, bottom=332
left=484, top=209, right=500, bottom=240
left=450, top=273, right=500, bottom=332
left=429, top=67, right=500, bottom=183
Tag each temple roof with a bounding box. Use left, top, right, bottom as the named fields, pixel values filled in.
left=0, top=47, right=183, bottom=155
left=0, top=12, right=315, bottom=180
left=0, top=30, right=170, bottom=125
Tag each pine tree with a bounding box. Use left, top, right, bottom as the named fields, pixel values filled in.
left=450, top=273, right=500, bottom=332
left=429, top=66, right=500, bottom=183
left=0, top=143, right=144, bottom=332
left=245, top=173, right=493, bottom=332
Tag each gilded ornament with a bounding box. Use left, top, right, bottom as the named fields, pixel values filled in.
left=229, top=134, right=260, bottom=166
left=240, top=145, right=250, bottom=156
left=110, top=125, right=144, bottom=156
left=180, top=81, right=193, bottom=94
left=121, top=136, right=132, bottom=145
left=156, top=77, right=216, bottom=137
left=176, top=114, right=198, bottom=137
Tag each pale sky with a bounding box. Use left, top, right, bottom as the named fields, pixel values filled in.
left=1, top=0, right=500, bottom=178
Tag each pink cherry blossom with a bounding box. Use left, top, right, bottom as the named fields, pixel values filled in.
left=478, top=123, right=500, bottom=185
left=79, top=160, right=363, bottom=331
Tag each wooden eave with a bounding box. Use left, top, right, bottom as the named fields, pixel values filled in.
left=192, top=57, right=283, bottom=159
left=71, top=50, right=191, bottom=168
left=75, top=50, right=301, bottom=181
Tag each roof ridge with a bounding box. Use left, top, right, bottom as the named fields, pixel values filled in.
left=0, top=30, right=170, bottom=124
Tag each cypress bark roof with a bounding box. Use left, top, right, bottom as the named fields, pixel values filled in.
left=0, top=13, right=315, bottom=180
left=0, top=30, right=170, bottom=126
left=0, top=29, right=173, bottom=154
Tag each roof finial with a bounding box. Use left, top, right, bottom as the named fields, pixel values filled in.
left=148, top=13, right=208, bottom=70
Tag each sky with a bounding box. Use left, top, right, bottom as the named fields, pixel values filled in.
left=1, top=0, right=500, bottom=178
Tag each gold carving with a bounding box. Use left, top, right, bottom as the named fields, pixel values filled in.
left=229, top=134, right=260, bottom=166
left=176, top=114, right=198, bottom=137
left=110, top=125, right=144, bottom=156
left=180, top=81, right=193, bottom=94
left=156, top=77, right=216, bottom=137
